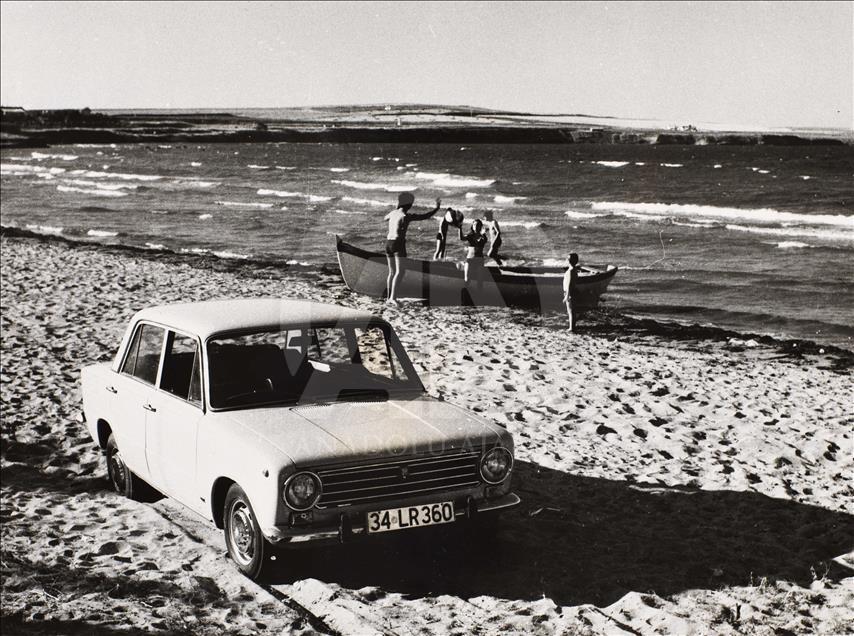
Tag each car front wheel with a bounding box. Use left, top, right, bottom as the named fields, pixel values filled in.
left=223, top=484, right=274, bottom=580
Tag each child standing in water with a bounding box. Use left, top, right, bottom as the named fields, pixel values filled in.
left=563, top=253, right=580, bottom=331
left=483, top=210, right=503, bottom=266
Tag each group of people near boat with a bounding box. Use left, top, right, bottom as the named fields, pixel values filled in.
left=383, top=192, right=581, bottom=330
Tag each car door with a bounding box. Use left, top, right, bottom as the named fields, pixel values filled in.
left=145, top=330, right=204, bottom=508
left=114, top=322, right=165, bottom=480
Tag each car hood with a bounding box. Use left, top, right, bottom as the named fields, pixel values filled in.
left=224, top=395, right=509, bottom=467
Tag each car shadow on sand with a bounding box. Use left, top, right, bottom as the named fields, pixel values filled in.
left=273, top=461, right=854, bottom=607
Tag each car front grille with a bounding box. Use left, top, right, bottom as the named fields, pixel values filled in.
left=315, top=449, right=482, bottom=508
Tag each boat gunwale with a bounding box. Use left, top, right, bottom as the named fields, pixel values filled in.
left=335, top=236, right=618, bottom=286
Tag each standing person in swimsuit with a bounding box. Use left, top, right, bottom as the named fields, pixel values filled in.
left=384, top=192, right=441, bottom=305
left=563, top=252, right=580, bottom=332
left=433, top=207, right=464, bottom=260
left=483, top=210, right=503, bottom=266
left=459, top=218, right=488, bottom=286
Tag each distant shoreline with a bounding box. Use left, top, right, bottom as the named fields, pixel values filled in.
left=2, top=106, right=850, bottom=148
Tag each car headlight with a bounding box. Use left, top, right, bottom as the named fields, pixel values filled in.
left=480, top=447, right=513, bottom=484
left=283, top=472, right=321, bottom=510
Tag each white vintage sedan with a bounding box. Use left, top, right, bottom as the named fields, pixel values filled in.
left=81, top=298, right=519, bottom=579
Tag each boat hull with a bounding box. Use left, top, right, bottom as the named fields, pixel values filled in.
left=336, top=237, right=617, bottom=312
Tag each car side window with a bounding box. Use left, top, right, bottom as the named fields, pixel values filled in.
left=160, top=332, right=202, bottom=406
left=121, top=323, right=164, bottom=385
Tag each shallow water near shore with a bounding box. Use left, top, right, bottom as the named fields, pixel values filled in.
left=2, top=142, right=852, bottom=348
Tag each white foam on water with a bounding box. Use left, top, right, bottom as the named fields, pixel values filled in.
left=501, top=220, right=542, bottom=229
left=214, top=200, right=274, bottom=209
left=31, top=151, right=78, bottom=161
left=333, top=209, right=366, bottom=215
left=275, top=166, right=297, bottom=170
left=258, top=188, right=334, bottom=202
left=198, top=213, right=213, bottom=220
left=405, top=163, right=418, bottom=167
left=671, top=219, right=720, bottom=228
left=2, top=163, right=67, bottom=175
left=286, top=259, right=312, bottom=266
left=713, top=164, right=723, bottom=169
left=173, top=179, right=219, bottom=188
left=57, top=185, right=128, bottom=197
left=371, top=157, right=383, bottom=161
left=213, top=250, right=252, bottom=260
left=329, top=167, right=350, bottom=173
left=332, top=178, right=417, bottom=193
left=247, top=164, right=270, bottom=169
left=770, top=241, right=812, bottom=249
left=65, top=179, right=138, bottom=191
left=341, top=196, right=387, bottom=207
left=87, top=229, right=119, bottom=237
left=595, top=161, right=630, bottom=168
left=25, top=224, right=63, bottom=234
left=190, top=161, right=202, bottom=167
left=332, top=179, right=389, bottom=191
left=465, top=193, right=479, bottom=199
left=150, top=210, right=169, bottom=215
left=414, top=171, right=495, bottom=188
left=564, top=210, right=603, bottom=220
left=800, top=175, right=812, bottom=180
left=590, top=201, right=854, bottom=229
left=634, top=162, right=646, bottom=166
left=145, top=242, right=166, bottom=250
left=494, top=195, right=527, bottom=204
left=70, top=169, right=163, bottom=181
left=158, top=145, right=172, bottom=149
left=726, top=224, right=852, bottom=242
left=660, top=163, right=683, bottom=168
left=258, top=188, right=302, bottom=197
left=618, top=211, right=673, bottom=223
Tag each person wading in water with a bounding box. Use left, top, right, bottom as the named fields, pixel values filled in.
left=384, top=192, right=441, bottom=305
left=483, top=210, right=503, bottom=266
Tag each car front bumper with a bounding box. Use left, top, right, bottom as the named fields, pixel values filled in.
left=263, top=491, right=520, bottom=546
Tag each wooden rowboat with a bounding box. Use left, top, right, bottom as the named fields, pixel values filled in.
left=335, top=236, right=618, bottom=311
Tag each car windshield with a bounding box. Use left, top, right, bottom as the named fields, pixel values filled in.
left=206, top=321, right=423, bottom=409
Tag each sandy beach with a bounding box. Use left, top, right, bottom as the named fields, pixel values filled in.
left=2, top=234, right=852, bottom=635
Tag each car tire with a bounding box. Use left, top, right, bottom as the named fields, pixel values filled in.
left=105, top=433, right=150, bottom=501
left=223, top=483, right=274, bottom=581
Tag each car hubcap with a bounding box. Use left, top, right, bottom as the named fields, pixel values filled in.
left=109, top=450, right=126, bottom=493
left=229, top=502, right=255, bottom=565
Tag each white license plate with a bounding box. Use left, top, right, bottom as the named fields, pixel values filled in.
left=366, top=501, right=455, bottom=534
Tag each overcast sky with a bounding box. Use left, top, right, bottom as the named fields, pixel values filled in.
left=1, top=1, right=851, bottom=128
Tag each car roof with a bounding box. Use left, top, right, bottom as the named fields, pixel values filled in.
left=132, top=298, right=380, bottom=339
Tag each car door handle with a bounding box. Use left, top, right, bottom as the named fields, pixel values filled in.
left=106, top=386, right=118, bottom=394
left=142, top=403, right=157, bottom=412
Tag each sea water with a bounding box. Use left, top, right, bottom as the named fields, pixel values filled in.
left=2, top=142, right=852, bottom=349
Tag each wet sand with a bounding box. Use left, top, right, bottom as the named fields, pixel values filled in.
left=2, top=235, right=852, bottom=635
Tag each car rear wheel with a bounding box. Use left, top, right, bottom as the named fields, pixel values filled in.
left=105, top=433, right=150, bottom=501
left=223, top=483, right=275, bottom=580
